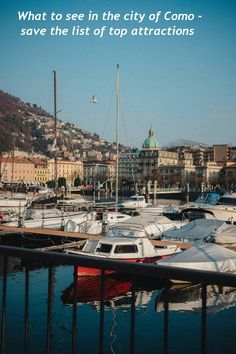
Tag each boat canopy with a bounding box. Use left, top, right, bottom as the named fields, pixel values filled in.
left=107, top=214, right=177, bottom=238
left=162, top=219, right=227, bottom=243
left=156, top=243, right=236, bottom=273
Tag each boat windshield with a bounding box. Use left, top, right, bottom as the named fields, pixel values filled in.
left=194, top=193, right=220, bottom=205
left=130, top=196, right=144, bottom=201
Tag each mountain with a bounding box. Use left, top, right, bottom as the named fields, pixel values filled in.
left=0, top=90, right=126, bottom=160
left=163, top=139, right=208, bottom=149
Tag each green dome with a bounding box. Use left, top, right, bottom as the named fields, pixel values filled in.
left=142, top=128, right=159, bottom=149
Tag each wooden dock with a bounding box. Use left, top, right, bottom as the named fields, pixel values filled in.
left=0, top=225, right=193, bottom=250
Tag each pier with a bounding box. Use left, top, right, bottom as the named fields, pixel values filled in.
left=0, top=225, right=193, bottom=250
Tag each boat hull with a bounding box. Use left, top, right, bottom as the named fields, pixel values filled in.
left=77, top=256, right=162, bottom=276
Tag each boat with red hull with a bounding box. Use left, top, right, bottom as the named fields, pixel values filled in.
left=66, top=236, right=182, bottom=276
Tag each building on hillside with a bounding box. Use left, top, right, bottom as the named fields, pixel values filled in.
left=0, top=157, right=35, bottom=184
left=48, top=159, right=83, bottom=186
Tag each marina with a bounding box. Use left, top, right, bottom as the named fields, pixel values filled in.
left=1, top=1, right=236, bottom=351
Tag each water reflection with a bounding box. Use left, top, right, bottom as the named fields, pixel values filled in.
left=156, top=283, right=236, bottom=314
left=61, top=275, right=164, bottom=310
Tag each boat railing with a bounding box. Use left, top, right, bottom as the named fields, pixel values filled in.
left=1, top=244, right=236, bottom=354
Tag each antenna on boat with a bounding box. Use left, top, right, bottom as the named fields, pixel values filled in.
left=115, top=64, right=120, bottom=211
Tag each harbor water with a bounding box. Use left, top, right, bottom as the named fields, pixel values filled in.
left=1, top=261, right=236, bottom=354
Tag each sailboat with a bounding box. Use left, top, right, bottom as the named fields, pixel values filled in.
left=64, top=65, right=132, bottom=234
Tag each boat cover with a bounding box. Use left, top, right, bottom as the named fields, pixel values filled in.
left=162, top=219, right=227, bottom=243
left=156, top=243, right=236, bottom=273
left=213, top=225, right=236, bottom=245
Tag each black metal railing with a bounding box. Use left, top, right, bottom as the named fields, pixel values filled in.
left=1, top=245, right=236, bottom=354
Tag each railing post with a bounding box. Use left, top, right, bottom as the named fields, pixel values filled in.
left=46, top=265, right=53, bottom=354
left=0, top=256, right=8, bottom=354
left=163, top=294, right=169, bottom=354
left=99, top=270, right=105, bottom=354
left=201, top=284, right=207, bottom=354
left=24, top=266, right=30, bottom=354
left=130, top=277, right=136, bottom=354
left=72, top=265, right=78, bottom=354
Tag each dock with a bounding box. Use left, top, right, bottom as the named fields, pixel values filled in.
left=0, top=225, right=193, bottom=250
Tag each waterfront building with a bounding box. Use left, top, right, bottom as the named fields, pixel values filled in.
left=83, top=160, right=115, bottom=185
left=138, top=128, right=178, bottom=181
left=195, top=162, right=223, bottom=188
left=28, top=158, right=48, bottom=184
left=0, top=157, right=35, bottom=184
left=223, top=163, right=236, bottom=190
left=118, top=149, right=140, bottom=182
left=47, top=159, right=83, bottom=186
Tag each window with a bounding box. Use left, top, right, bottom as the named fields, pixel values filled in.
left=98, top=244, right=112, bottom=253
left=114, top=245, right=138, bottom=254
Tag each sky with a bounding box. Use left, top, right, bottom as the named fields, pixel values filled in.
left=0, top=0, right=236, bottom=148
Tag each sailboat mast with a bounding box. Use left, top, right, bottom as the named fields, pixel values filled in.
left=53, top=70, right=58, bottom=192
left=115, top=64, right=120, bottom=210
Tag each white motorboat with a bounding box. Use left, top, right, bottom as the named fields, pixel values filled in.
left=5, top=208, right=88, bottom=230
left=140, top=203, right=179, bottom=216
left=118, top=195, right=150, bottom=210
left=212, top=224, right=236, bottom=246
left=66, top=236, right=182, bottom=276
left=181, top=192, right=236, bottom=223
left=156, top=243, right=236, bottom=282
left=106, top=214, right=187, bottom=240
left=64, top=211, right=132, bottom=235
left=161, top=219, right=228, bottom=244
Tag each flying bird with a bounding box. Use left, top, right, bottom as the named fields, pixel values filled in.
left=90, top=95, right=97, bottom=104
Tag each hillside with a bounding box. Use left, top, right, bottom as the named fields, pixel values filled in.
left=0, top=90, right=125, bottom=160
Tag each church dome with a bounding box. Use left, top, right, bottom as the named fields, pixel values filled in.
left=142, top=128, right=159, bottom=149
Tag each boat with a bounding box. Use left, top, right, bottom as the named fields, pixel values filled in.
left=118, top=195, right=150, bottom=210
left=156, top=243, right=236, bottom=283
left=66, top=236, right=182, bottom=276
left=57, top=197, right=91, bottom=207
left=181, top=192, right=236, bottom=223
left=106, top=214, right=187, bottom=240
left=212, top=224, right=236, bottom=246
left=0, top=193, right=32, bottom=211
left=5, top=208, right=88, bottom=230
left=161, top=219, right=228, bottom=244
left=64, top=211, right=131, bottom=235
left=181, top=191, right=220, bottom=209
